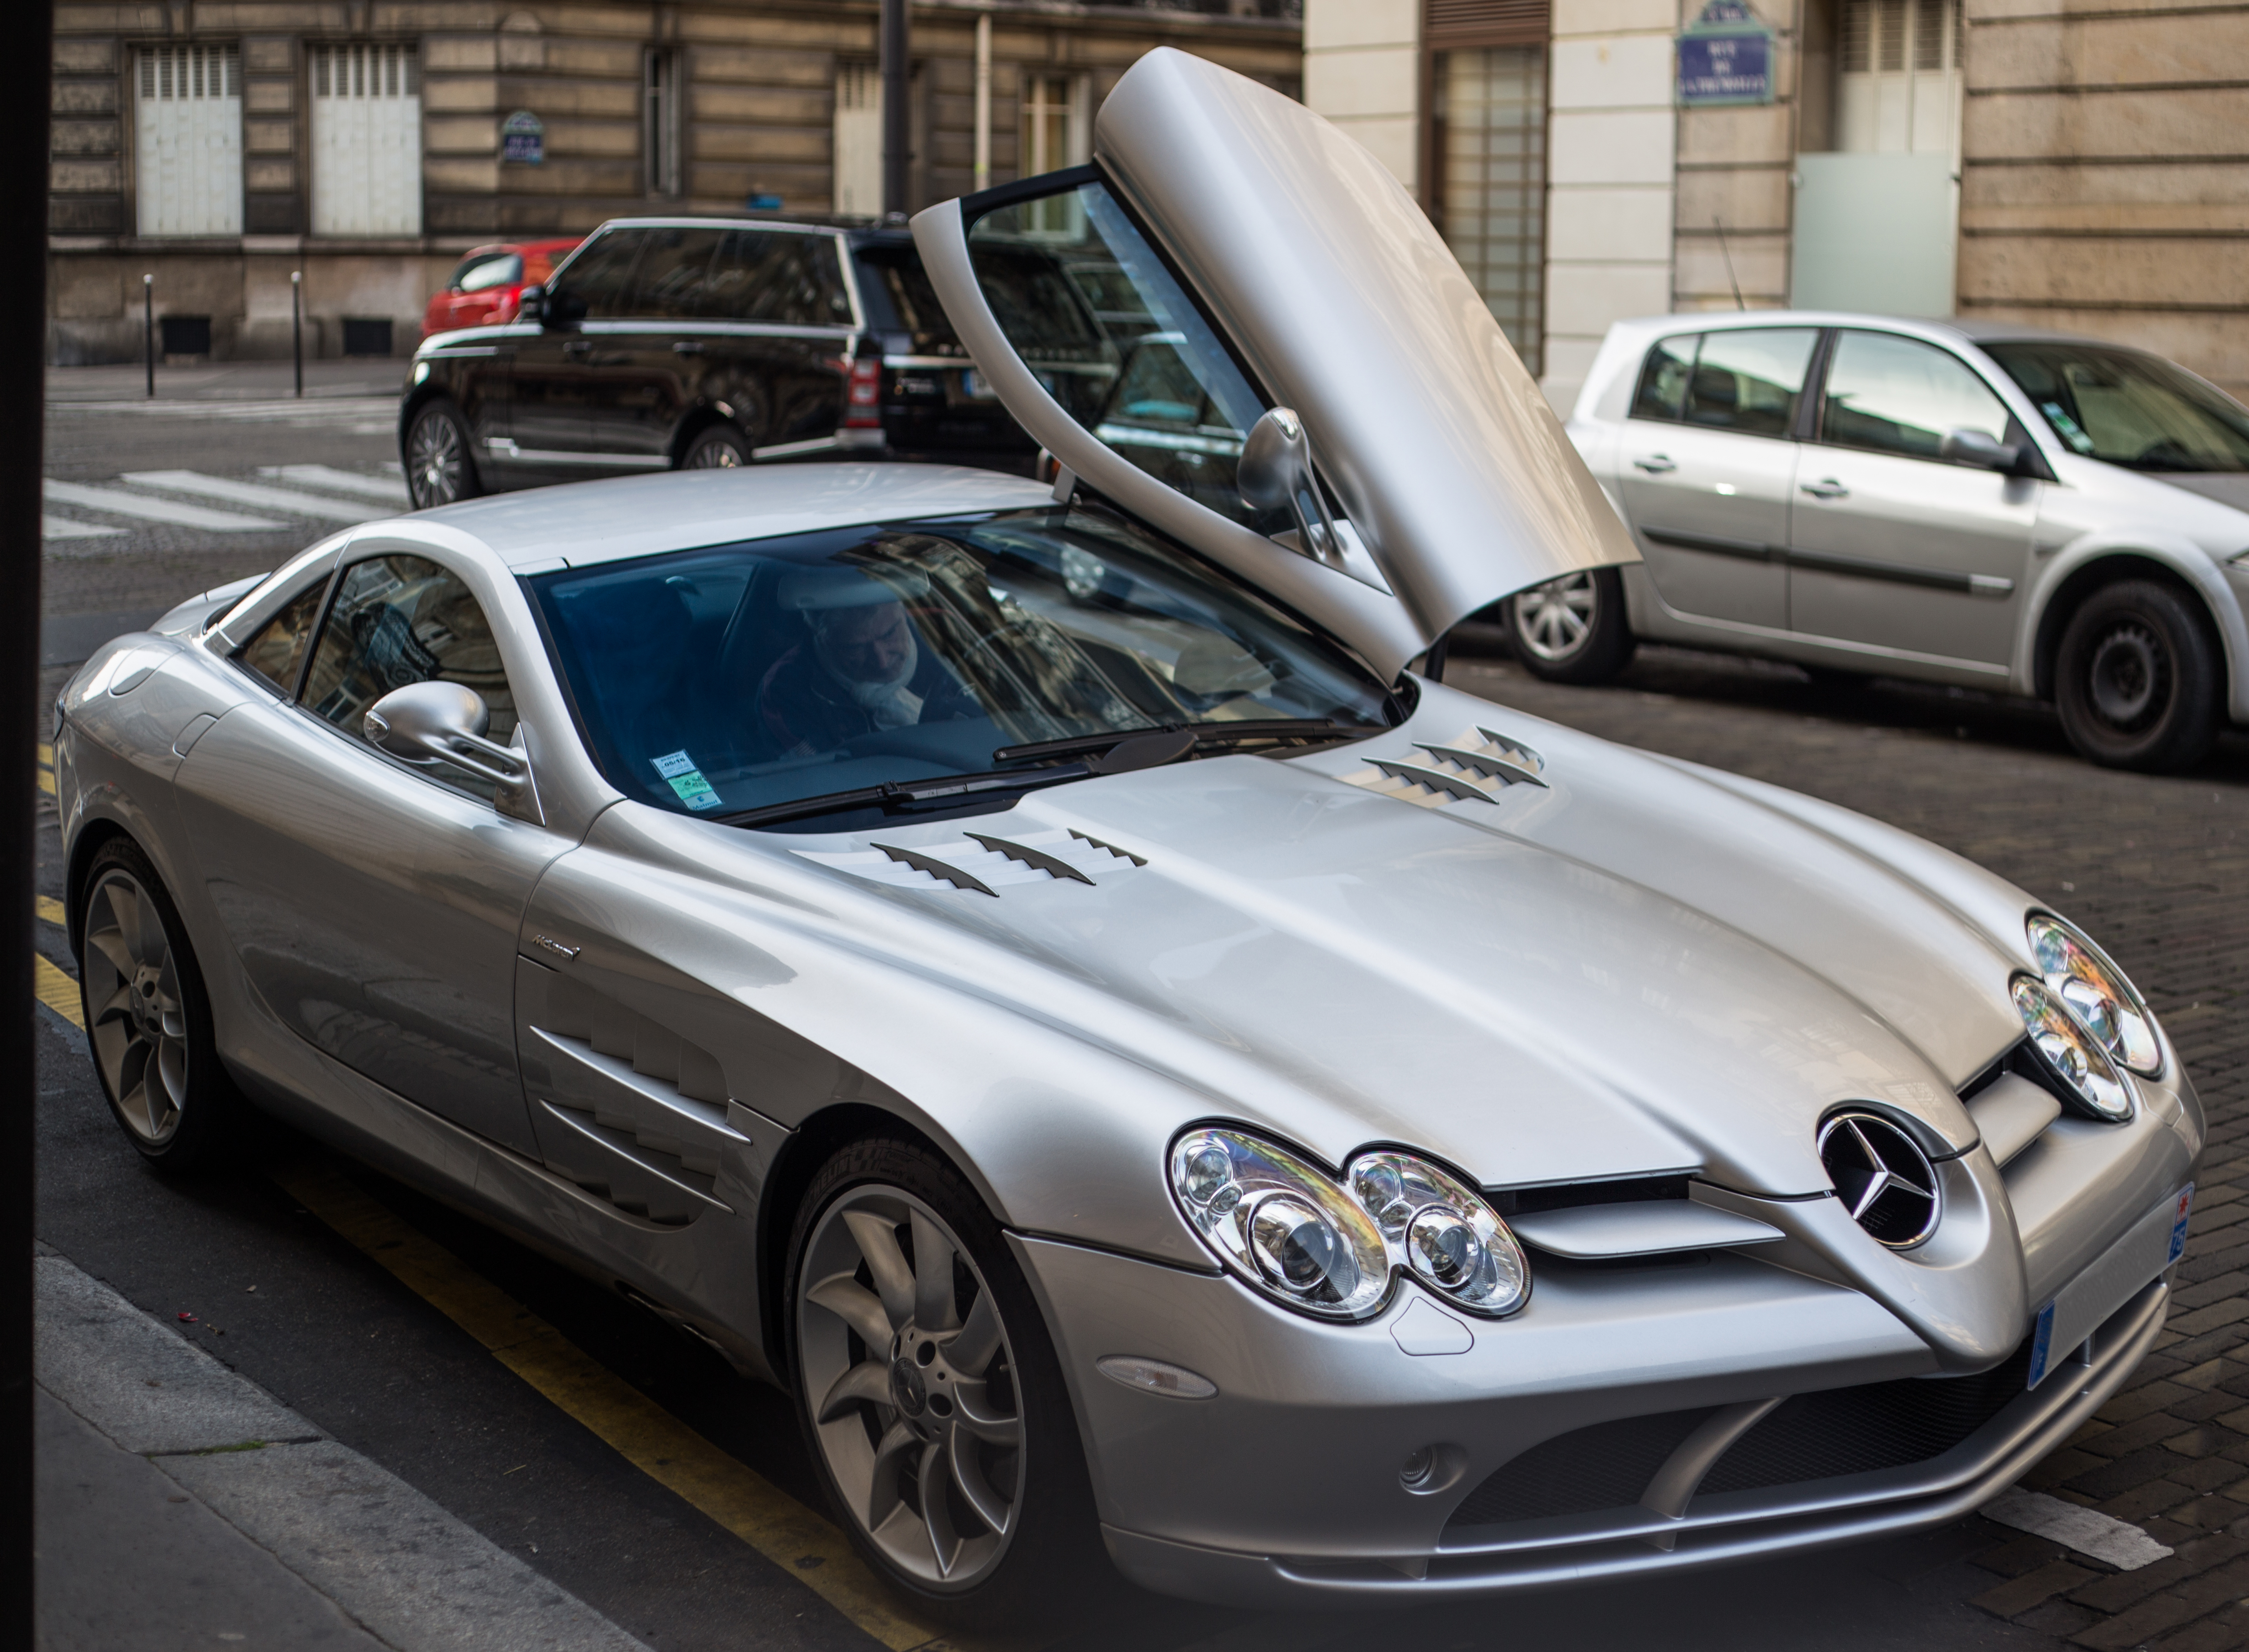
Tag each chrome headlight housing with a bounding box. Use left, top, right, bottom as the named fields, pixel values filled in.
left=2011, top=975, right=2134, bottom=1121
left=2026, top=912, right=2161, bottom=1077
left=1169, top=1127, right=1529, bottom=1323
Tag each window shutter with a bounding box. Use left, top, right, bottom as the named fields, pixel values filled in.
left=1426, top=0, right=1552, bottom=47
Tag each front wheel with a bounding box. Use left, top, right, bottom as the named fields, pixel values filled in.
left=78, top=837, right=249, bottom=1175
left=404, top=400, right=482, bottom=509
left=2054, top=579, right=2221, bottom=772
left=1505, top=566, right=1635, bottom=684
left=788, top=1136, right=1103, bottom=1630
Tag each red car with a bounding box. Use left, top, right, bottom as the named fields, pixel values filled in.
left=422, top=239, right=582, bottom=337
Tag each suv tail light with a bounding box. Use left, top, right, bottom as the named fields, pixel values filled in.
left=844, top=354, right=884, bottom=429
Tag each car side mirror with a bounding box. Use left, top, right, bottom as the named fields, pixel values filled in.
left=541, top=287, right=588, bottom=329
left=1239, top=406, right=1344, bottom=566
left=1940, top=427, right=2022, bottom=473
left=516, top=284, right=545, bottom=324
left=364, top=681, right=539, bottom=817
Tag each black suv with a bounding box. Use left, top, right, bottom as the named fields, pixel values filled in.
left=399, top=217, right=1035, bottom=508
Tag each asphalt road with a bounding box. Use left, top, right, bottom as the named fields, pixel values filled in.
left=33, top=380, right=2244, bottom=1651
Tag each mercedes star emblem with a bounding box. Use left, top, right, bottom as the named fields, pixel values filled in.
left=1817, top=1111, right=1941, bottom=1250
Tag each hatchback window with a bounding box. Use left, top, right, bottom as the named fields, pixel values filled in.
left=455, top=253, right=522, bottom=294
left=967, top=177, right=1286, bottom=534
left=1821, top=331, right=2011, bottom=460
left=853, top=245, right=963, bottom=354
left=236, top=580, right=326, bottom=692
left=1631, top=335, right=1696, bottom=422
left=529, top=504, right=1388, bottom=831
left=550, top=229, right=646, bottom=320
left=1984, top=341, right=2249, bottom=473
left=300, top=555, right=520, bottom=800
left=1686, top=329, right=1817, bottom=437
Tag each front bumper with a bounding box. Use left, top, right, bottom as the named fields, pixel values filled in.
left=1013, top=1225, right=2174, bottom=1607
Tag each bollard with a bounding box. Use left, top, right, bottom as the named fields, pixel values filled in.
left=292, top=271, right=303, bottom=398
left=143, top=273, right=154, bottom=398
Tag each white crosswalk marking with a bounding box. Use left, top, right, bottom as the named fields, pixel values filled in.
left=50, top=396, right=399, bottom=423
left=256, top=464, right=412, bottom=506
left=41, top=515, right=127, bottom=542
left=42, top=480, right=283, bottom=531
left=122, top=470, right=381, bottom=524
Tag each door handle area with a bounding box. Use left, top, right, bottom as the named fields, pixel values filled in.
left=672, top=340, right=704, bottom=355
left=1801, top=479, right=1849, bottom=500
left=561, top=339, right=593, bottom=355
left=1631, top=454, right=1678, bottom=474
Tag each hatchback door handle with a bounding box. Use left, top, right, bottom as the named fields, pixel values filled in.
left=1632, top=454, right=1677, bottom=474
left=1801, top=479, right=1849, bottom=500
left=672, top=340, right=704, bottom=355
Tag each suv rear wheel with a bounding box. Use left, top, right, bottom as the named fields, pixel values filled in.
left=404, top=400, right=481, bottom=509
left=682, top=425, right=750, bottom=469
left=1505, top=567, right=1635, bottom=685
left=2055, top=578, right=2221, bottom=772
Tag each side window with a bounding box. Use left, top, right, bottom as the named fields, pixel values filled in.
left=1685, top=328, right=1818, bottom=437
left=299, top=555, right=519, bottom=800
left=235, top=579, right=326, bottom=692
left=701, top=232, right=853, bottom=325
left=625, top=226, right=725, bottom=319
left=551, top=229, right=646, bottom=320
left=1631, top=334, right=1696, bottom=422
left=1821, top=330, right=2011, bottom=460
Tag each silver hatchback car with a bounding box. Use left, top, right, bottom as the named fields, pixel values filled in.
left=1536, top=314, right=2249, bottom=771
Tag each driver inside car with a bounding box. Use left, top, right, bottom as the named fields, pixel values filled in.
left=756, top=568, right=979, bottom=759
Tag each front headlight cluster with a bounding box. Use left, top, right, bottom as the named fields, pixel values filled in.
left=2010, top=912, right=2159, bottom=1123
left=1169, top=1128, right=1529, bottom=1323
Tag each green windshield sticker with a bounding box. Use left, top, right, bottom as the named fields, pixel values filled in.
left=2041, top=401, right=2095, bottom=453
left=652, top=749, right=722, bottom=811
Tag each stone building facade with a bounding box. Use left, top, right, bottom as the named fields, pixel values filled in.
left=45, top=1, right=1302, bottom=365
left=1307, top=0, right=2249, bottom=412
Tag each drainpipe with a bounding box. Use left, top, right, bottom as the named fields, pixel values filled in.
left=974, top=11, right=991, bottom=193
left=881, top=0, right=909, bottom=217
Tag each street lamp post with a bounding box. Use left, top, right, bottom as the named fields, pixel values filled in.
left=143, top=273, right=154, bottom=398
left=292, top=271, right=303, bottom=398
left=881, top=0, right=909, bottom=219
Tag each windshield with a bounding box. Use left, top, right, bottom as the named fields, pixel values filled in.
left=853, top=245, right=964, bottom=355
left=1984, top=342, right=2249, bottom=473
left=530, top=504, right=1390, bottom=833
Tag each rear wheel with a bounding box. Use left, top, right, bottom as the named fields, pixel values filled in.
left=788, top=1135, right=1103, bottom=1630
left=77, top=838, right=247, bottom=1175
left=2055, top=578, right=2221, bottom=772
left=404, top=400, right=481, bottom=509
left=682, top=425, right=750, bottom=469
left=1505, top=567, right=1635, bottom=684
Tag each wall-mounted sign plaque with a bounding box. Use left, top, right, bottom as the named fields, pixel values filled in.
left=1678, top=0, right=1775, bottom=106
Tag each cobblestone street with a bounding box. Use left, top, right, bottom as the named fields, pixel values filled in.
left=1454, top=641, right=2249, bottom=1651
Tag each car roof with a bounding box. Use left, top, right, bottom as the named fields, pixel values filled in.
left=403, top=463, right=1055, bottom=572
left=1604, top=310, right=2116, bottom=351
left=575, top=214, right=914, bottom=248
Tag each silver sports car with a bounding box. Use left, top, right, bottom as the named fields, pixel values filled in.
left=53, top=49, right=2200, bottom=1626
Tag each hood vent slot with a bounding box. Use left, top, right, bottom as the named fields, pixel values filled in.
left=1342, top=725, right=1546, bottom=808
left=795, top=829, right=1144, bottom=895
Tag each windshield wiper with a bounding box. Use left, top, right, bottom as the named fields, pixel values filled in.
left=991, top=718, right=1374, bottom=766
left=717, top=761, right=1090, bottom=832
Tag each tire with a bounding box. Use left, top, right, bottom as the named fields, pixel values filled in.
left=404, top=400, right=482, bottom=509
left=76, top=837, right=249, bottom=1176
left=786, top=1134, right=1105, bottom=1631
left=1504, top=566, right=1635, bottom=685
left=2054, top=578, right=2222, bottom=772
left=682, top=424, right=751, bottom=469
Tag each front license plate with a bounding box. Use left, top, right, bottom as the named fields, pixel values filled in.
left=2029, top=1184, right=2192, bottom=1388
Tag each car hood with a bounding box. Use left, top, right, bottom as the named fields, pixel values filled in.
left=780, top=684, right=2030, bottom=1203
left=2145, top=471, right=2249, bottom=514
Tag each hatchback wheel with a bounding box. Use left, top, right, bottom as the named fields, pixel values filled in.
left=78, top=838, right=247, bottom=1174
left=405, top=401, right=481, bottom=509
left=683, top=425, right=750, bottom=469
left=2055, top=579, right=2221, bottom=772
left=789, top=1136, right=1102, bottom=1628
left=1506, top=566, right=1635, bottom=684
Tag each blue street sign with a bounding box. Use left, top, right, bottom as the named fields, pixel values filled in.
left=502, top=110, right=544, bottom=166
left=1678, top=0, right=1775, bottom=106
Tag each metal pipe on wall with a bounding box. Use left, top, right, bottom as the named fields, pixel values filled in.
left=974, top=11, right=991, bottom=193
left=881, top=0, right=909, bottom=217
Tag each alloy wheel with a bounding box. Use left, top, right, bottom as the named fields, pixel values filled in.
left=686, top=431, right=748, bottom=468
left=82, top=869, right=189, bottom=1146
left=1514, top=571, right=1596, bottom=661
left=798, top=1186, right=1023, bottom=1588
left=409, top=410, right=467, bottom=506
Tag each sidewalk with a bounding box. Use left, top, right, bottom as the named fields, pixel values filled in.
left=46, top=360, right=409, bottom=404
left=34, top=1244, right=650, bottom=1652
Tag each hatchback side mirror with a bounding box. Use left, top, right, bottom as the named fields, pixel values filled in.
left=365, top=681, right=538, bottom=816
left=1239, top=406, right=1344, bottom=566
left=1940, top=427, right=2022, bottom=473
left=515, top=284, right=545, bottom=324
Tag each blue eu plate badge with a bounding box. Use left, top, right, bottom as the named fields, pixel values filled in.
left=2029, top=1185, right=2192, bottom=1389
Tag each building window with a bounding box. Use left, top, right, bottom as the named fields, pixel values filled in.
left=135, top=45, right=242, bottom=236
left=311, top=43, right=422, bottom=235
left=1020, top=73, right=1089, bottom=177
left=646, top=48, right=682, bottom=197
left=1837, top=0, right=1961, bottom=153
left=1430, top=47, right=1546, bottom=376
left=833, top=60, right=881, bottom=217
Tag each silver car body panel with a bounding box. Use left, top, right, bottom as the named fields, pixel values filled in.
left=53, top=76, right=2206, bottom=1606
left=912, top=49, right=1639, bottom=679
left=1570, top=310, right=2249, bottom=724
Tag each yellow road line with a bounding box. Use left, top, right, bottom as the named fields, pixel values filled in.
left=36, top=769, right=55, bottom=797
left=276, top=1159, right=962, bottom=1652
left=37, top=743, right=52, bottom=765
left=35, top=953, right=83, bottom=1029
left=36, top=896, right=66, bottom=927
